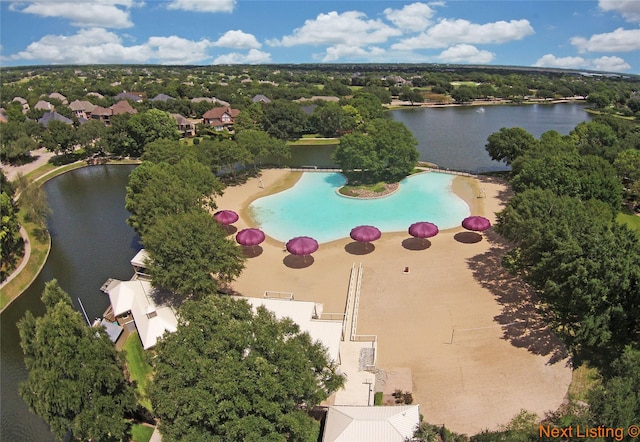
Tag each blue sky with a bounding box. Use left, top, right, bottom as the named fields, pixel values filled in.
left=1, top=0, right=639, bottom=73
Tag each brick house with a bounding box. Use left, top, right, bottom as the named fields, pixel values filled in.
left=202, top=106, right=240, bottom=131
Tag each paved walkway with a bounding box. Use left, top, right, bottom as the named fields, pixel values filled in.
left=0, top=227, right=30, bottom=291
left=2, top=148, right=56, bottom=181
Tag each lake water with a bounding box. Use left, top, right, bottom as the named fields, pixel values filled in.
left=0, top=103, right=592, bottom=440
left=281, top=103, right=592, bottom=172
left=391, top=103, right=592, bottom=173
left=0, top=165, right=140, bottom=442
left=249, top=172, right=469, bottom=243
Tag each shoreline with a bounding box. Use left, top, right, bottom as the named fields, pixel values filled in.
left=386, top=97, right=587, bottom=110
left=218, top=169, right=570, bottom=435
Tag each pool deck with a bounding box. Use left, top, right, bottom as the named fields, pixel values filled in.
left=216, top=169, right=572, bottom=436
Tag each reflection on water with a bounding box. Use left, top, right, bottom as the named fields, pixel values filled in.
left=1, top=165, right=139, bottom=442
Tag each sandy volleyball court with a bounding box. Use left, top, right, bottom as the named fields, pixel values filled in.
left=216, top=169, right=572, bottom=436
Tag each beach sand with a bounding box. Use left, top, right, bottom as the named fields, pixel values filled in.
left=216, top=169, right=572, bottom=436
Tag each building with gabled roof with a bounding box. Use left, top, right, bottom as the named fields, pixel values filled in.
left=69, top=100, right=97, bottom=120
left=202, top=106, right=240, bottom=131
left=104, top=278, right=178, bottom=350
left=322, top=405, right=420, bottom=442
left=35, top=100, right=54, bottom=111
left=38, top=111, right=73, bottom=127
left=252, top=94, right=271, bottom=104
left=91, top=100, right=137, bottom=125
left=151, top=93, right=175, bottom=102
left=171, top=113, right=196, bottom=137
left=114, top=92, right=144, bottom=102
left=12, top=97, right=29, bottom=114
left=48, top=92, right=68, bottom=104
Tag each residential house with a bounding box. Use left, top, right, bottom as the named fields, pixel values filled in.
left=114, top=92, right=144, bottom=103
left=37, top=111, right=73, bottom=127
left=171, top=113, right=196, bottom=138
left=252, top=94, right=271, bottom=104
left=151, top=93, right=175, bottom=102
left=91, top=100, right=137, bottom=125
left=69, top=100, right=97, bottom=120
left=191, top=96, right=230, bottom=107
left=202, top=106, right=240, bottom=131
left=104, top=278, right=178, bottom=350
left=48, top=92, right=68, bottom=104
left=12, top=97, right=30, bottom=113
left=0, top=109, right=7, bottom=124
left=34, top=100, right=54, bottom=111
left=86, top=92, right=105, bottom=99
left=322, top=405, right=420, bottom=442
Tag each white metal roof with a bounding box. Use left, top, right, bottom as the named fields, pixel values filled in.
left=107, top=279, right=177, bottom=350
left=241, top=296, right=343, bottom=363
left=323, top=405, right=420, bottom=442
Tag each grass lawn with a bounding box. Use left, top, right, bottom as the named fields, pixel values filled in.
left=617, top=211, right=640, bottom=233
left=567, top=363, right=600, bottom=402
left=130, top=424, right=154, bottom=442
left=339, top=182, right=388, bottom=196
left=123, top=333, right=154, bottom=411
left=0, top=211, right=50, bottom=310
left=288, top=138, right=339, bottom=146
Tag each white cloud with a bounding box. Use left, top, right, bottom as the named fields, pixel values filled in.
left=213, top=30, right=261, bottom=49
left=435, top=44, right=495, bottom=63
left=392, top=18, right=534, bottom=50
left=147, top=36, right=213, bottom=64
left=571, top=28, right=640, bottom=53
left=533, top=53, right=631, bottom=72
left=213, top=49, right=271, bottom=64
left=271, top=10, right=401, bottom=47
left=322, top=45, right=385, bottom=62
left=592, top=55, right=631, bottom=71
left=167, top=0, right=236, bottom=13
left=599, top=0, right=640, bottom=23
left=9, top=0, right=135, bottom=28
left=534, top=54, right=589, bottom=70
left=6, top=28, right=149, bottom=64
left=5, top=27, right=219, bottom=65
left=384, top=2, right=437, bottom=32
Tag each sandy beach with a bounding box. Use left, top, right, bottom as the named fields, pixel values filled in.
left=216, top=169, right=572, bottom=436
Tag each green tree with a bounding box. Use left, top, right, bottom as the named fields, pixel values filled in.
left=141, top=138, right=195, bottom=165
left=75, top=119, right=107, bottom=154
left=485, top=127, right=538, bottom=166
left=41, top=120, right=77, bottom=155
left=510, top=152, right=622, bottom=211
left=142, top=211, right=245, bottom=297
left=1, top=191, right=23, bottom=280
left=262, top=101, right=307, bottom=140
left=451, top=85, right=476, bottom=103
left=236, top=129, right=288, bottom=165
left=332, top=133, right=379, bottom=183
left=365, top=118, right=419, bottom=182
left=589, top=347, right=640, bottom=429
left=150, top=294, right=344, bottom=441
left=127, top=109, right=180, bottom=153
left=350, top=92, right=385, bottom=121
left=125, top=159, right=223, bottom=235
left=18, top=280, right=136, bottom=441
left=571, top=121, right=619, bottom=161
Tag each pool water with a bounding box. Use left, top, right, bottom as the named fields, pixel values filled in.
left=249, top=172, right=470, bottom=243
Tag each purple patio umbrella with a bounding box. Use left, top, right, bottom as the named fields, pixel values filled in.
left=350, top=225, right=382, bottom=243
left=213, top=210, right=239, bottom=225
left=286, top=236, right=319, bottom=256
left=408, top=221, right=439, bottom=239
left=462, top=215, right=491, bottom=232
left=236, top=228, right=265, bottom=246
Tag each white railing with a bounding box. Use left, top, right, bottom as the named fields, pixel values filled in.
left=264, top=291, right=294, bottom=300
left=350, top=263, right=364, bottom=340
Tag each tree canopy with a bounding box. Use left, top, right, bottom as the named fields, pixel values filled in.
left=332, top=118, right=418, bottom=184
left=18, top=280, right=136, bottom=441
left=150, top=294, right=344, bottom=442
left=142, top=211, right=245, bottom=298
left=125, top=159, right=223, bottom=236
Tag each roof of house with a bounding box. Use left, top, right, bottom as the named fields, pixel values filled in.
left=296, top=96, right=340, bottom=103
left=12, top=97, right=28, bottom=105
left=241, top=296, right=343, bottom=363
left=86, top=92, right=104, bottom=99
left=38, top=111, right=73, bottom=126
left=151, top=93, right=175, bottom=102
left=202, top=106, right=240, bottom=120
left=191, top=97, right=230, bottom=107
left=35, top=100, right=54, bottom=110
left=69, top=100, right=97, bottom=112
left=170, top=113, right=192, bottom=126
left=130, top=249, right=150, bottom=269
left=322, top=405, right=420, bottom=442
left=110, top=100, right=137, bottom=115
left=252, top=94, right=271, bottom=103
left=91, top=105, right=112, bottom=116
left=114, top=92, right=143, bottom=102
left=48, top=92, right=68, bottom=104
left=106, top=279, right=178, bottom=350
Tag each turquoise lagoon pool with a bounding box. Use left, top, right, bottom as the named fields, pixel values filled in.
left=249, top=172, right=470, bottom=244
